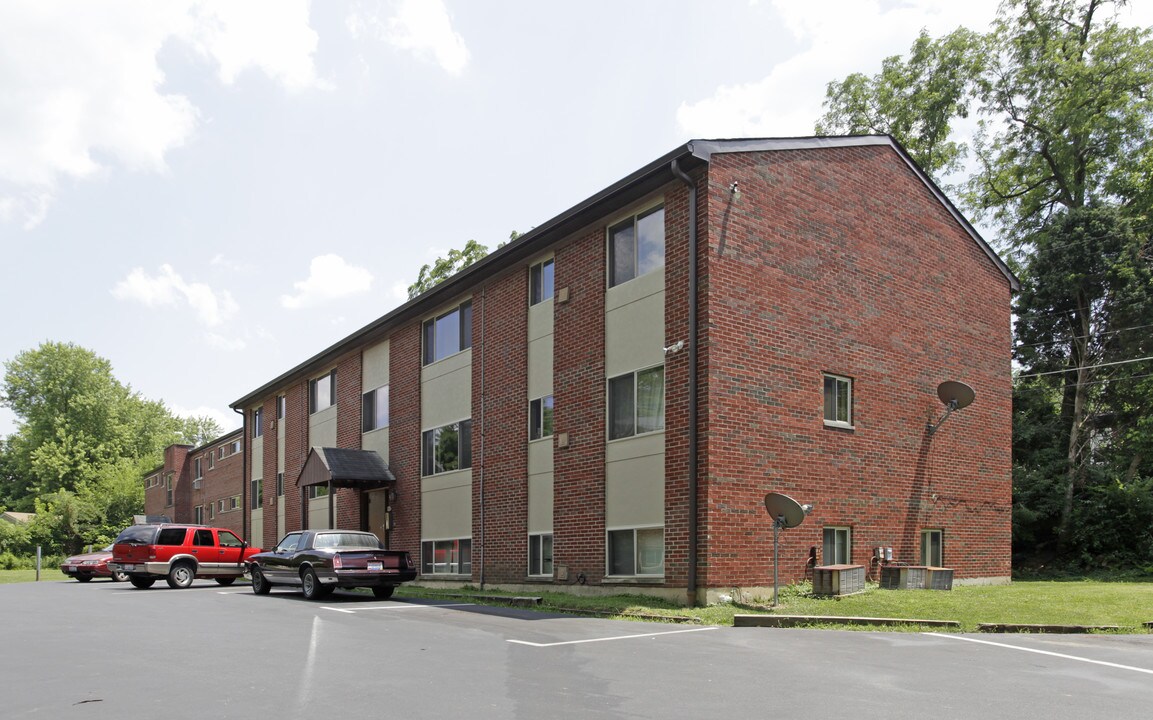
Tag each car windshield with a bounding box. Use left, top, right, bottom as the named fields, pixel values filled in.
left=114, top=526, right=156, bottom=544
left=313, top=533, right=380, bottom=549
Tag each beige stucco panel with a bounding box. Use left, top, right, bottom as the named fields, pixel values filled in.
left=250, top=508, right=263, bottom=547
left=527, top=334, right=554, bottom=401
left=421, top=350, right=472, bottom=428
left=605, top=272, right=665, bottom=378
left=362, top=427, right=389, bottom=462
left=605, top=451, right=665, bottom=528
left=527, top=298, right=554, bottom=341
left=308, top=495, right=335, bottom=530
left=527, top=471, right=554, bottom=533
left=527, top=439, right=554, bottom=476
left=309, top=405, right=337, bottom=448
left=421, top=481, right=472, bottom=539
left=363, top=339, right=390, bottom=391
left=251, top=435, right=264, bottom=478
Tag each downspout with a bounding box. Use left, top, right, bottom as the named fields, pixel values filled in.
left=670, top=158, right=699, bottom=607
left=478, top=286, right=486, bottom=589
left=233, top=406, right=248, bottom=542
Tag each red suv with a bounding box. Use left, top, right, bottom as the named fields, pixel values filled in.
left=109, top=524, right=261, bottom=589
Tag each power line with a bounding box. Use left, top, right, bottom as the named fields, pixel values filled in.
left=1015, top=354, right=1153, bottom=379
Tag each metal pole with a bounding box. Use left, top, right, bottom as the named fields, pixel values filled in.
left=771, top=520, right=780, bottom=607
left=36, top=546, right=42, bottom=582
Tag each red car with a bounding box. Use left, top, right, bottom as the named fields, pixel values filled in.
left=61, top=544, right=128, bottom=583
left=109, top=524, right=261, bottom=589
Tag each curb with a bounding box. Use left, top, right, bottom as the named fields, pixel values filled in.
left=734, top=614, right=961, bottom=629
left=977, top=623, right=1121, bottom=633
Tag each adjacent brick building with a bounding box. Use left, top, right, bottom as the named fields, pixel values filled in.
left=218, top=136, right=1016, bottom=605
left=143, top=428, right=246, bottom=540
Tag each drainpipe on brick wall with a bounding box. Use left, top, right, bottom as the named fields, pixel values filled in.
left=670, top=158, right=700, bottom=607
left=233, top=406, right=248, bottom=543
left=478, top=286, right=486, bottom=589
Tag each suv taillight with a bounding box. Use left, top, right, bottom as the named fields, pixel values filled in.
left=333, top=555, right=343, bottom=569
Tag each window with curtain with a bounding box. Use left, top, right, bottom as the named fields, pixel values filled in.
left=608, top=366, right=665, bottom=440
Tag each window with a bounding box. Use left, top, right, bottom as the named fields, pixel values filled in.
left=422, top=420, right=473, bottom=476
left=823, top=373, right=853, bottom=427
left=309, top=485, right=330, bottom=499
left=251, top=477, right=263, bottom=509
left=608, top=527, right=664, bottom=576
left=362, top=385, right=390, bottom=433
left=529, top=533, right=553, bottom=576
left=276, top=472, right=284, bottom=497
left=194, top=458, right=202, bottom=480
left=253, top=408, right=263, bottom=437
left=530, top=259, right=554, bottom=305
left=219, top=530, right=243, bottom=548
left=228, top=440, right=241, bottom=456
left=276, top=395, right=286, bottom=419
left=165, top=474, right=174, bottom=507
left=219, top=495, right=240, bottom=512
left=921, top=529, right=944, bottom=567
left=823, top=526, right=852, bottom=565
left=275, top=533, right=302, bottom=553
left=208, top=452, right=215, bottom=469
left=193, top=505, right=204, bottom=525
left=422, top=301, right=472, bottom=365
left=157, top=528, right=186, bottom=545
left=209, top=503, right=215, bottom=520
left=529, top=395, right=554, bottom=441
left=309, top=370, right=336, bottom=414
left=608, top=366, right=665, bottom=440
left=421, top=539, right=471, bottom=575
left=193, top=529, right=214, bottom=546
left=609, top=206, right=665, bottom=287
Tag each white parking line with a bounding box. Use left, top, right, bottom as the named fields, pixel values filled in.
left=927, top=633, right=1153, bottom=675
left=508, top=626, right=718, bottom=648
left=321, top=602, right=476, bottom=614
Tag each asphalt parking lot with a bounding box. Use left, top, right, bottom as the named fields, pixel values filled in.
left=6, top=578, right=1153, bottom=719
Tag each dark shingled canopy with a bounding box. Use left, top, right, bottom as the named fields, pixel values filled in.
left=298, top=448, right=395, bottom=489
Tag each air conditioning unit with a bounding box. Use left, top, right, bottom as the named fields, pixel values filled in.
left=192, top=479, right=202, bottom=490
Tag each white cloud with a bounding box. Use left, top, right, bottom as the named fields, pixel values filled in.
left=677, top=0, right=1003, bottom=138
left=281, top=254, right=374, bottom=309
left=204, top=332, right=247, bottom=351
left=349, top=0, right=469, bottom=76
left=112, top=263, right=239, bottom=327
left=0, top=0, right=323, bottom=228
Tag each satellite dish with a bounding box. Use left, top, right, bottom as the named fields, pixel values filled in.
left=937, top=381, right=975, bottom=411
left=764, top=492, right=807, bottom=529
left=927, top=381, right=976, bottom=434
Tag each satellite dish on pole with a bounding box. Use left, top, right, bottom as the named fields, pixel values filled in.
left=764, top=492, right=812, bottom=607
left=927, top=381, right=975, bottom=435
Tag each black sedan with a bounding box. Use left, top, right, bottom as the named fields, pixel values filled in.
left=246, top=530, right=417, bottom=600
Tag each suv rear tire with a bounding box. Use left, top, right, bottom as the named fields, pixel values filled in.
left=129, top=575, right=156, bottom=589
left=166, top=562, right=196, bottom=589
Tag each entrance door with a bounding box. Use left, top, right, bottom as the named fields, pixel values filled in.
left=367, top=489, right=389, bottom=545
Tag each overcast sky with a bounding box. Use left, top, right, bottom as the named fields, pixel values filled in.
left=2, top=0, right=1150, bottom=438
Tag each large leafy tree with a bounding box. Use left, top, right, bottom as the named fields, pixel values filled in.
left=407, top=239, right=491, bottom=299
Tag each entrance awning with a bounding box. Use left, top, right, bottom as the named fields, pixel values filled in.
left=298, top=448, right=396, bottom=490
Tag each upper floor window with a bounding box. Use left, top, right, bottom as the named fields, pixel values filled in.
left=529, top=395, right=554, bottom=441
left=422, top=420, right=473, bottom=476
left=208, top=452, right=215, bottom=469
left=423, top=301, right=472, bottom=365
left=608, top=366, right=665, bottom=440
left=823, top=373, right=853, bottom=427
left=253, top=407, right=263, bottom=437
left=609, top=206, right=665, bottom=287
left=276, top=395, right=286, bottom=419
left=193, top=458, right=202, bottom=480
left=310, top=370, right=336, bottom=414
left=530, top=259, right=554, bottom=305
left=362, top=385, right=390, bottom=433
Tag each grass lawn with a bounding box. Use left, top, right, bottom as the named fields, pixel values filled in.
left=400, top=579, right=1153, bottom=632
left=0, top=568, right=67, bottom=584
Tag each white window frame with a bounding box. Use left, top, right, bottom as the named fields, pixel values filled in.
left=606, top=526, right=664, bottom=577
left=421, top=538, right=472, bottom=575
left=608, top=205, right=665, bottom=287
left=309, top=370, right=336, bottom=414
left=421, top=419, right=473, bottom=476
left=529, top=395, right=554, bottom=441
left=822, top=526, right=852, bottom=565
left=921, top=529, right=944, bottom=567
left=362, top=384, right=390, bottom=433
left=529, top=258, right=554, bottom=306
left=528, top=533, right=553, bottom=577
left=823, top=373, right=853, bottom=428
left=607, top=365, right=665, bottom=440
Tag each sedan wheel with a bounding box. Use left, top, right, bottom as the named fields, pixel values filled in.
left=166, top=562, right=196, bottom=589
left=251, top=568, right=272, bottom=595
left=111, top=571, right=129, bottom=583
left=301, top=568, right=328, bottom=600
left=371, top=585, right=395, bottom=599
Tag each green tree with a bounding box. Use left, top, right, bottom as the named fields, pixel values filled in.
left=407, top=239, right=490, bottom=299
left=816, top=27, right=987, bottom=179
left=180, top=416, right=225, bottom=447
left=1012, top=206, right=1153, bottom=556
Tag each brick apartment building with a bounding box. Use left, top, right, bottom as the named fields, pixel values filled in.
left=143, top=428, right=246, bottom=539
left=151, top=136, right=1016, bottom=605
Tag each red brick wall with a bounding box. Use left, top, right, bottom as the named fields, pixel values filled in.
left=553, top=226, right=609, bottom=584
left=388, top=323, right=423, bottom=556
left=260, top=397, right=278, bottom=548
left=472, top=272, right=529, bottom=584
left=283, top=379, right=308, bottom=535
left=697, top=146, right=1013, bottom=586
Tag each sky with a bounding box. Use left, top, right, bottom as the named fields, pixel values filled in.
left=2, top=0, right=1151, bottom=439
